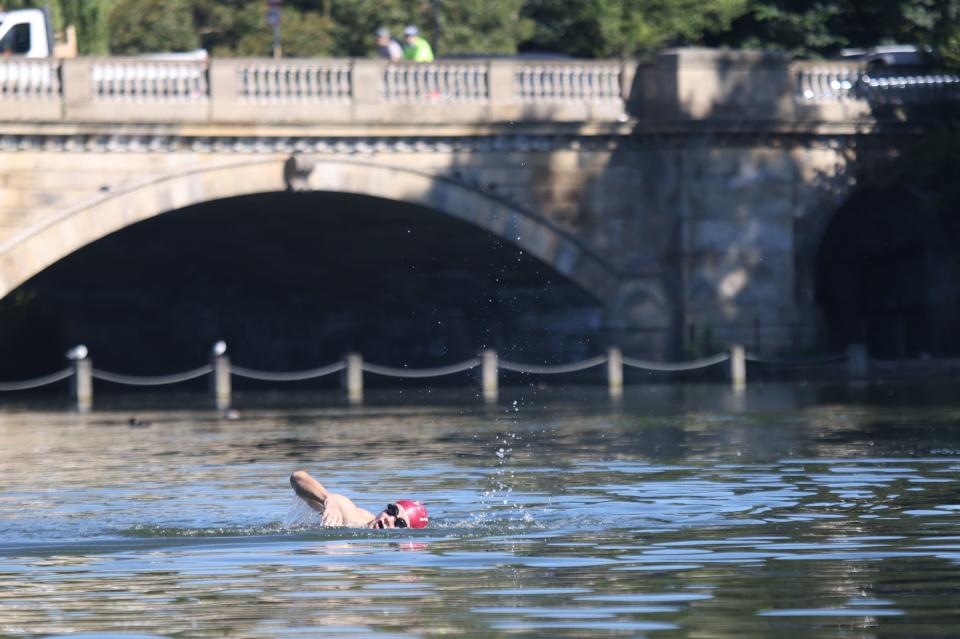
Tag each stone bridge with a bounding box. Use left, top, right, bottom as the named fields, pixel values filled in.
left=0, top=48, right=956, bottom=366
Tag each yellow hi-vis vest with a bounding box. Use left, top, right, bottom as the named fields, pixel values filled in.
left=403, top=36, right=434, bottom=62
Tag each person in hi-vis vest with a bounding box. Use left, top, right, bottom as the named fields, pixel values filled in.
left=402, top=25, right=434, bottom=62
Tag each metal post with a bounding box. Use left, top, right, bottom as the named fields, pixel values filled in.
left=271, top=21, right=281, bottom=60
left=267, top=0, right=283, bottom=60
left=480, top=349, right=498, bottom=403
left=431, top=0, right=441, bottom=56
left=847, top=343, right=869, bottom=379
left=210, top=341, right=231, bottom=410
left=71, top=355, right=92, bottom=412
left=729, top=344, right=746, bottom=390
left=607, top=346, right=623, bottom=399
left=344, top=352, right=363, bottom=405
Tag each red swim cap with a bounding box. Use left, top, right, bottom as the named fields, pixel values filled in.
left=394, top=499, right=429, bottom=528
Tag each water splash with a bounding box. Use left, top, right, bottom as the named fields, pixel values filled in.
left=122, top=523, right=287, bottom=538
left=283, top=496, right=324, bottom=528
left=479, top=431, right=537, bottom=524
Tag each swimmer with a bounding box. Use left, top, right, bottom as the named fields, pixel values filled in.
left=289, top=469, right=428, bottom=529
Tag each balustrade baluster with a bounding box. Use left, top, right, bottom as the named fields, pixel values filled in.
left=393, top=66, right=403, bottom=101
left=339, top=67, right=350, bottom=100
left=426, top=67, right=436, bottom=100
left=380, top=66, right=390, bottom=101
left=308, top=66, right=318, bottom=99
left=448, top=66, right=457, bottom=100
left=268, top=65, right=278, bottom=100
left=260, top=65, right=270, bottom=99
left=390, top=66, right=400, bottom=101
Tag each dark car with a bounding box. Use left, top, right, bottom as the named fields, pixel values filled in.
left=839, top=45, right=936, bottom=69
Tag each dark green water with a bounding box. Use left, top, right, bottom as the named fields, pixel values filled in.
left=2, top=383, right=960, bottom=637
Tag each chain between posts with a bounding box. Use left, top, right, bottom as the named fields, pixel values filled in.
left=621, top=352, right=731, bottom=372
left=498, top=355, right=608, bottom=375
left=0, top=367, right=73, bottom=391
left=0, top=350, right=740, bottom=394
left=361, top=358, right=481, bottom=378
left=91, top=365, right=214, bottom=386
left=0, top=344, right=873, bottom=407
left=230, top=362, right=346, bottom=382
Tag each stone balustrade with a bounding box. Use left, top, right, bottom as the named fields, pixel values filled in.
left=792, top=60, right=863, bottom=103
left=0, top=58, right=61, bottom=120
left=90, top=58, right=208, bottom=102
left=857, top=69, right=960, bottom=103
left=792, top=59, right=960, bottom=105
left=381, top=62, right=488, bottom=103
left=238, top=59, right=352, bottom=102
left=514, top=62, right=623, bottom=102
left=0, top=51, right=956, bottom=125
left=0, top=58, right=60, bottom=98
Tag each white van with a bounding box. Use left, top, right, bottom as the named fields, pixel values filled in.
left=0, top=8, right=55, bottom=57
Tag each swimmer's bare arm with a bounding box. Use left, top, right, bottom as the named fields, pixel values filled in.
left=290, top=470, right=375, bottom=527
left=290, top=469, right=329, bottom=505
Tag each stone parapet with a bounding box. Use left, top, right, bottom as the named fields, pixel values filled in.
left=0, top=50, right=953, bottom=126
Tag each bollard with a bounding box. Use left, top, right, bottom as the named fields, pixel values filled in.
left=344, top=352, right=363, bottom=404
left=607, top=346, right=623, bottom=399
left=480, top=349, right=498, bottom=403
left=847, top=343, right=869, bottom=379
left=210, top=342, right=231, bottom=410
left=729, top=344, right=746, bottom=390
left=71, top=355, right=93, bottom=412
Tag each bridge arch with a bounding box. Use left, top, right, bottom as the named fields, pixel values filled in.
left=813, top=185, right=960, bottom=357
left=0, top=158, right=614, bottom=302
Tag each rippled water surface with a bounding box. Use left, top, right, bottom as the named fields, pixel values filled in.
left=3, top=383, right=960, bottom=637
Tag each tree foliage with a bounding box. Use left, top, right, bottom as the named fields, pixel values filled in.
left=435, top=0, right=533, bottom=55
left=1, top=0, right=958, bottom=62
left=593, top=0, right=750, bottom=57
left=711, top=0, right=960, bottom=61
left=108, top=0, right=198, bottom=54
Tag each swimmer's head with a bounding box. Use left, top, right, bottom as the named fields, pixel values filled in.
left=395, top=499, right=428, bottom=528
left=376, top=500, right=428, bottom=528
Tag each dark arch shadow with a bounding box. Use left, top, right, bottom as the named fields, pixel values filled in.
left=815, top=186, right=960, bottom=357
left=0, top=191, right=604, bottom=379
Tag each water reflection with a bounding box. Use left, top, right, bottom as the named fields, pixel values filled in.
left=1, top=383, right=960, bottom=637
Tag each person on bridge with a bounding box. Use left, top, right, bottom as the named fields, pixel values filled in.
left=402, top=26, right=434, bottom=62
left=290, top=469, right=429, bottom=529
left=376, top=28, right=403, bottom=62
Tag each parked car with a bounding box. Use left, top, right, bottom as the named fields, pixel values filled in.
left=839, top=45, right=936, bottom=69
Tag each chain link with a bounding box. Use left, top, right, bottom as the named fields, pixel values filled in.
left=92, top=365, right=213, bottom=386
left=230, top=362, right=345, bottom=382
left=0, top=368, right=73, bottom=391
left=622, top=352, right=730, bottom=372
left=498, top=355, right=608, bottom=374
left=361, top=358, right=481, bottom=378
